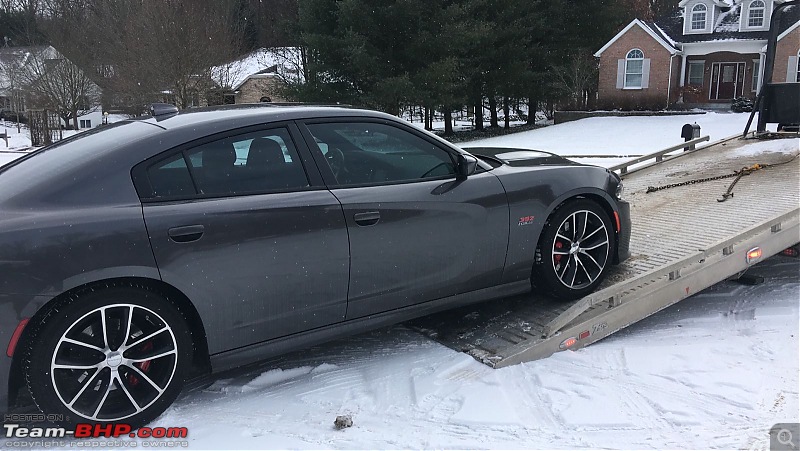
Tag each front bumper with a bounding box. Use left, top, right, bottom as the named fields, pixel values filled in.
left=615, top=199, right=632, bottom=262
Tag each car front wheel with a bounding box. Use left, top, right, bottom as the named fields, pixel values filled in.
left=23, top=284, right=192, bottom=428
left=533, top=199, right=615, bottom=300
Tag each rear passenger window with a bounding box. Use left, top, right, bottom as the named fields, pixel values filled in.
left=147, top=153, right=195, bottom=198
left=144, top=128, right=309, bottom=199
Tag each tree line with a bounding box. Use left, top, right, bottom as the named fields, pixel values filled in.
left=290, top=0, right=627, bottom=132
left=0, top=0, right=678, bottom=132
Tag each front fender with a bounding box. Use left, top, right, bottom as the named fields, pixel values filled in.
left=496, top=165, right=619, bottom=283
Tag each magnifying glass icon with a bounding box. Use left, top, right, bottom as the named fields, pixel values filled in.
left=778, top=429, right=796, bottom=448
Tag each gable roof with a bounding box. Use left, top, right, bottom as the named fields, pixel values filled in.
left=655, top=2, right=799, bottom=44
left=777, top=13, right=800, bottom=39
left=594, top=19, right=680, bottom=57
left=211, top=47, right=304, bottom=91
left=0, top=45, right=59, bottom=93
left=211, top=49, right=278, bottom=91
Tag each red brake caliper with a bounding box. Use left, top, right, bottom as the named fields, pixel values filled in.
left=554, top=241, right=564, bottom=265
left=128, top=341, right=153, bottom=387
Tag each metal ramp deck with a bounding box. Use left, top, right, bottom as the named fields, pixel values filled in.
left=408, top=136, right=800, bottom=368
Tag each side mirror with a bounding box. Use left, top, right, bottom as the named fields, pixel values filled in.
left=456, top=154, right=478, bottom=179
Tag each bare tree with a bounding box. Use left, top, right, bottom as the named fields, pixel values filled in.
left=19, top=47, right=99, bottom=129
left=37, top=0, right=245, bottom=111
left=265, top=47, right=305, bottom=86
left=550, top=51, right=599, bottom=111
left=0, top=50, right=28, bottom=131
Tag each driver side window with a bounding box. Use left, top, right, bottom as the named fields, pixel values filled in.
left=305, top=122, right=455, bottom=186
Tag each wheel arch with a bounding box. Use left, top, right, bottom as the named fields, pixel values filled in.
left=539, top=189, right=621, bottom=262
left=8, top=277, right=211, bottom=409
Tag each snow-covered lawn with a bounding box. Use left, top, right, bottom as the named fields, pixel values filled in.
left=136, top=255, right=797, bottom=450
left=463, top=112, right=766, bottom=168
left=0, top=114, right=130, bottom=167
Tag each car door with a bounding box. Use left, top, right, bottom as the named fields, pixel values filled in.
left=133, top=124, right=350, bottom=354
left=298, top=119, right=509, bottom=319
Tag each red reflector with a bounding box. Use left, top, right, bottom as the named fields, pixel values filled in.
left=559, top=337, right=578, bottom=350
left=746, top=247, right=762, bottom=264
left=781, top=247, right=799, bottom=257
left=613, top=211, right=621, bottom=232
left=6, top=318, right=29, bottom=358
left=579, top=330, right=591, bottom=340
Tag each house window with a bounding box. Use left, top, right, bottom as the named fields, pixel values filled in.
left=79, top=119, right=92, bottom=129
left=625, top=49, right=644, bottom=89
left=796, top=50, right=800, bottom=82
left=748, top=1, right=765, bottom=27
left=752, top=59, right=760, bottom=92
left=688, top=61, right=705, bottom=85
left=691, top=4, right=708, bottom=30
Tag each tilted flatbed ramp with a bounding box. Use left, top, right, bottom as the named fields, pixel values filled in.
left=408, top=136, right=800, bottom=368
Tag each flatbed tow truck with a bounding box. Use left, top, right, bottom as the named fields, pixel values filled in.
left=409, top=133, right=800, bottom=368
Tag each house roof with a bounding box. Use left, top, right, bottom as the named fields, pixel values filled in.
left=211, top=49, right=278, bottom=91
left=655, top=1, right=799, bottom=44
left=0, top=46, right=57, bottom=94
left=211, top=48, right=304, bottom=91
left=0, top=45, right=53, bottom=67
left=777, top=14, right=800, bottom=39
left=594, top=19, right=680, bottom=57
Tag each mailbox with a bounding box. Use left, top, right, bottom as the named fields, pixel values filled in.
left=682, top=123, right=701, bottom=151
left=681, top=123, right=701, bottom=141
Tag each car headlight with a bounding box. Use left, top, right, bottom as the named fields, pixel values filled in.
left=615, top=182, right=624, bottom=199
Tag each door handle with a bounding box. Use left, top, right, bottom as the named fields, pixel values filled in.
left=168, top=225, right=205, bottom=243
left=353, top=211, right=380, bottom=226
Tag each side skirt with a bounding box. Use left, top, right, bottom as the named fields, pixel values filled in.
left=206, top=279, right=531, bottom=374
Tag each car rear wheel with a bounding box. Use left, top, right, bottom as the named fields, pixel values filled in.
left=23, top=284, right=192, bottom=428
left=533, top=199, right=615, bottom=300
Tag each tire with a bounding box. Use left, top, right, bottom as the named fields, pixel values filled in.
left=23, top=284, right=192, bottom=428
left=533, top=199, right=615, bottom=300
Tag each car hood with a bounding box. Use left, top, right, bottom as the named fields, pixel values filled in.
left=461, top=147, right=581, bottom=167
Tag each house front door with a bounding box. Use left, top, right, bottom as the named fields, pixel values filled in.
left=711, top=63, right=745, bottom=100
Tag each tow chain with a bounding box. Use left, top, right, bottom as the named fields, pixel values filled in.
left=716, top=164, right=765, bottom=202
left=646, top=153, right=799, bottom=202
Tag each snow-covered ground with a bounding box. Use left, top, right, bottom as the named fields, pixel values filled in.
left=463, top=112, right=767, bottom=168
left=122, top=254, right=797, bottom=450
left=0, top=114, right=130, bottom=167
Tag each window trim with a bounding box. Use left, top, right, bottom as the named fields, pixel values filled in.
left=132, top=122, right=324, bottom=203
left=691, top=4, right=708, bottom=31
left=688, top=60, right=705, bottom=86
left=796, top=50, right=800, bottom=82
left=296, top=117, right=466, bottom=189
left=747, top=0, right=766, bottom=28
left=752, top=58, right=761, bottom=92
left=624, top=49, right=645, bottom=89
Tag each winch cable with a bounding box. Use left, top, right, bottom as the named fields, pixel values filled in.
left=645, top=152, right=799, bottom=202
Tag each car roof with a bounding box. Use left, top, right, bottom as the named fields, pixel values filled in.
left=132, top=104, right=398, bottom=132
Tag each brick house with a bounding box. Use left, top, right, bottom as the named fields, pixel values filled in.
left=210, top=48, right=303, bottom=105
left=595, top=0, right=800, bottom=108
